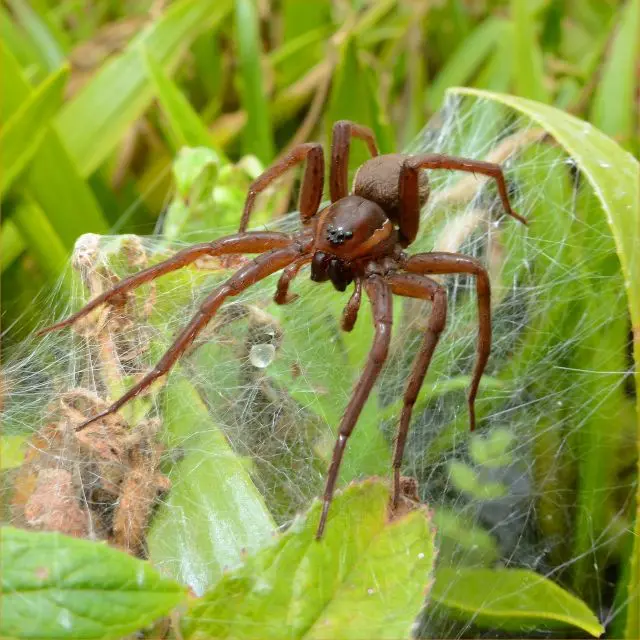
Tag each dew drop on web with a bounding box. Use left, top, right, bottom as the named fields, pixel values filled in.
left=249, top=343, right=276, bottom=368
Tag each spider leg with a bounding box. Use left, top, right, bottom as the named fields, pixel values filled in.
left=341, top=277, right=362, bottom=332
left=274, top=256, right=311, bottom=305
left=330, top=120, right=379, bottom=202
left=38, top=232, right=294, bottom=335
left=239, top=143, right=324, bottom=232
left=74, top=242, right=310, bottom=432
left=386, top=273, right=447, bottom=509
left=403, top=252, right=491, bottom=432
left=398, top=153, right=526, bottom=245
left=317, top=275, right=392, bottom=539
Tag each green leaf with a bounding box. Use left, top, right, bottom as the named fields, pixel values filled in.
left=451, top=86, right=639, bottom=640
left=0, top=65, right=68, bottom=196
left=589, top=0, right=640, bottom=151
left=182, top=480, right=435, bottom=639
left=432, top=568, right=604, bottom=637
left=0, top=526, right=186, bottom=640
left=55, top=0, right=231, bottom=177
left=147, top=375, right=275, bottom=594
left=144, top=50, right=225, bottom=157
left=510, top=0, right=551, bottom=102
left=234, top=0, right=275, bottom=163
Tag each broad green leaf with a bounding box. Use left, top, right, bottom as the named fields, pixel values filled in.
left=432, top=568, right=604, bottom=637
left=0, top=65, right=68, bottom=196
left=144, top=50, right=225, bottom=158
left=147, top=375, right=275, bottom=595
left=1, top=526, right=186, bottom=640
left=182, top=480, right=435, bottom=639
left=56, top=0, right=231, bottom=177
left=589, top=0, right=640, bottom=151
left=234, top=0, right=275, bottom=163
left=452, top=86, right=639, bottom=640
left=511, top=0, right=551, bottom=102
left=427, top=17, right=507, bottom=112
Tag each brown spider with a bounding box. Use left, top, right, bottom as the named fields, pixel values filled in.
left=39, top=120, right=526, bottom=539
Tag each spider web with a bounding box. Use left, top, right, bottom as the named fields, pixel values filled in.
left=1, top=94, right=636, bottom=638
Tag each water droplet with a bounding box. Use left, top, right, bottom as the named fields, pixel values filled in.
left=249, top=343, right=276, bottom=368
left=418, top=552, right=425, bottom=560
left=57, top=609, right=72, bottom=630
left=367, top=588, right=375, bottom=595
left=254, top=577, right=273, bottom=594
left=599, top=161, right=612, bottom=169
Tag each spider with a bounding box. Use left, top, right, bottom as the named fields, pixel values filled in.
left=40, top=120, right=526, bottom=539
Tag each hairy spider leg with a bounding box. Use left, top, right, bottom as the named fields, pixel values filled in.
left=330, top=120, right=379, bottom=202
left=398, top=153, right=527, bottom=245
left=404, top=252, right=492, bottom=432
left=387, top=273, right=447, bottom=508
left=239, top=143, right=324, bottom=233
left=71, top=239, right=311, bottom=431
left=341, top=278, right=363, bottom=332
left=38, top=232, right=294, bottom=335
left=317, top=274, right=392, bottom=539
left=274, top=256, right=312, bottom=305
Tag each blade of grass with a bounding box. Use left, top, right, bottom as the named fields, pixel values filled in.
left=56, top=0, right=231, bottom=177
left=427, top=17, right=507, bottom=113
left=510, top=0, right=551, bottom=102
left=6, top=0, right=66, bottom=71
left=589, top=0, right=640, bottom=152
left=10, top=196, right=70, bottom=287
left=0, top=64, right=68, bottom=196
left=0, top=40, right=31, bottom=119
left=473, top=22, right=514, bottom=93
left=0, top=6, right=44, bottom=79
left=1, top=40, right=108, bottom=247
left=234, top=0, right=275, bottom=164
left=144, top=50, right=226, bottom=160
left=0, top=220, right=25, bottom=273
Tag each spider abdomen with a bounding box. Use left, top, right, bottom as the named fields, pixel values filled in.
left=354, top=154, right=430, bottom=222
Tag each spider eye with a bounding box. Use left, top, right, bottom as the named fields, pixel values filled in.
left=326, top=225, right=353, bottom=246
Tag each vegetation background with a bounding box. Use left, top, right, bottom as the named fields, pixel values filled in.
left=2, top=0, right=638, bottom=341
left=0, top=1, right=638, bottom=639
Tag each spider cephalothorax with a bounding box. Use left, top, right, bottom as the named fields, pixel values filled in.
left=40, top=120, right=526, bottom=539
